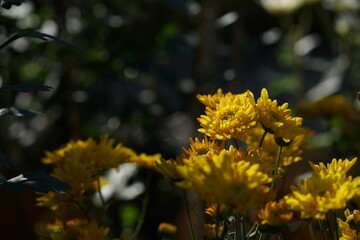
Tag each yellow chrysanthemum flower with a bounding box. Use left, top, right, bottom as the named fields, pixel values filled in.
left=198, top=90, right=258, bottom=141
left=197, top=88, right=227, bottom=109
left=176, top=150, right=273, bottom=212
left=309, top=158, right=357, bottom=175
left=284, top=159, right=360, bottom=219
left=256, top=88, right=305, bottom=143
left=181, top=137, right=225, bottom=159
left=37, top=136, right=136, bottom=211
left=257, top=200, right=293, bottom=228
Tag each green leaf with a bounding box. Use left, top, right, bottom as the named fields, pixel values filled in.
left=0, top=172, right=70, bottom=194
left=0, top=31, right=80, bottom=51
left=0, top=107, right=41, bottom=117
left=0, top=83, right=52, bottom=93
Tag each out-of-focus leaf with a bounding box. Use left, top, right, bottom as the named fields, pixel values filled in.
left=0, top=152, right=12, bottom=169
left=0, top=83, right=52, bottom=93
left=0, top=107, right=40, bottom=117
left=0, top=0, right=24, bottom=9
left=0, top=172, right=70, bottom=193
left=0, top=31, right=80, bottom=51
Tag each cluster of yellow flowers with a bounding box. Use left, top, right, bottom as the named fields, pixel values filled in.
left=37, top=88, right=360, bottom=239
left=37, top=135, right=160, bottom=240
left=153, top=88, right=360, bottom=239
left=155, top=89, right=307, bottom=213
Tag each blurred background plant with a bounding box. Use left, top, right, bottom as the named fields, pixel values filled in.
left=0, top=0, right=360, bottom=239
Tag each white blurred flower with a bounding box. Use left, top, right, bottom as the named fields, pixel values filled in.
left=259, top=0, right=306, bottom=15
left=93, top=163, right=145, bottom=206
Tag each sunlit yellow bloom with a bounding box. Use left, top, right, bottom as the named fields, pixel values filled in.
left=309, top=158, right=357, bottom=175
left=158, top=222, right=177, bottom=236
left=203, top=224, right=224, bottom=240
left=297, top=95, right=357, bottom=121
left=256, top=88, right=304, bottom=143
left=198, top=90, right=258, bottom=141
left=284, top=159, right=360, bottom=219
left=257, top=200, right=293, bottom=228
left=176, top=150, right=273, bottom=212
left=42, top=135, right=135, bottom=168
left=197, top=88, right=228, bottom=109
left=37, top=136, right=136, bottom=211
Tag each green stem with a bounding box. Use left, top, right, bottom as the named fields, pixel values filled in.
left=277, top=233, right=284, bottom=240
left=318, top=219, right=328, bottom=240
left=356, top=229, right=359, bottom=240
left=235, top=214, right=240, bottom=240
left=259, top=232, right=264, bottom=240
left=308, top=219, right=316, bottom=240
left=251, top=224, right=260, bottom=240
left=131, top=173, right=151, bottom=238
left=220, top=220, right=229, bottom=240
left=240, top=216, right=246, bottom=240
left=246, top=223, right=257, bottom=238
left=259, top=131, right=267, bottom=148
left=183, top=190, right=197, bottom=240
left=270, top=145, right=283, bottom=190
left=97, top=178, right=106, bottom=206
left=235, top=215, right=245, bottom=240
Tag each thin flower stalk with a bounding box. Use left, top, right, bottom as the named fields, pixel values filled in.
left=308, top=220, right=316, bottom=240
left=183, top=190, right=197, bottom=240
left=131, top=173, right=152, bottom=239
left=270, top=145, right=283, bottom=190
left=259, top=131, right=267, bottom=148
left=318, top=219, right=328, bottom=240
